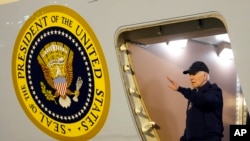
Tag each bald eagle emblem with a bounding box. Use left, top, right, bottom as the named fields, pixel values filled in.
left=37, top=42, right=83, bottom=108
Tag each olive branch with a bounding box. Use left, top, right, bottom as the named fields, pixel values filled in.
left=40, top=82, right=57, bottom=104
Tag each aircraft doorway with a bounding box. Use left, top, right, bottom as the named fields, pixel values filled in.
left=116, top=13, right=248, bottom=141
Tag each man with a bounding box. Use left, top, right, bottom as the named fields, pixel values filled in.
left=167, top=61, right=224, bottom=141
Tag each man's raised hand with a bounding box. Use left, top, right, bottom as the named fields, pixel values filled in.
left=166, top=76, right=179, bottom=91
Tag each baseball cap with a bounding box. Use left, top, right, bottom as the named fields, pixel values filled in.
left=183, top=61, right=209, bottom=75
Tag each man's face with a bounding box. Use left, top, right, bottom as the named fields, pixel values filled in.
left=189, top=71, right=207, bottom=89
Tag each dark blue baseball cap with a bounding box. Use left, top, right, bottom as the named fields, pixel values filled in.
left=183, top=61, right=209, bottom=75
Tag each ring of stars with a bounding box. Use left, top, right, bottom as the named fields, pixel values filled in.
left=27, top=29, right=93, bottom=121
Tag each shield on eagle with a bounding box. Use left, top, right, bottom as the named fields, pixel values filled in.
left=54, top=77, right=67, bottom=98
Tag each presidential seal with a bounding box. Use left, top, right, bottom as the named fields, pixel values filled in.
left=12, top=5, right=110, bottom=141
